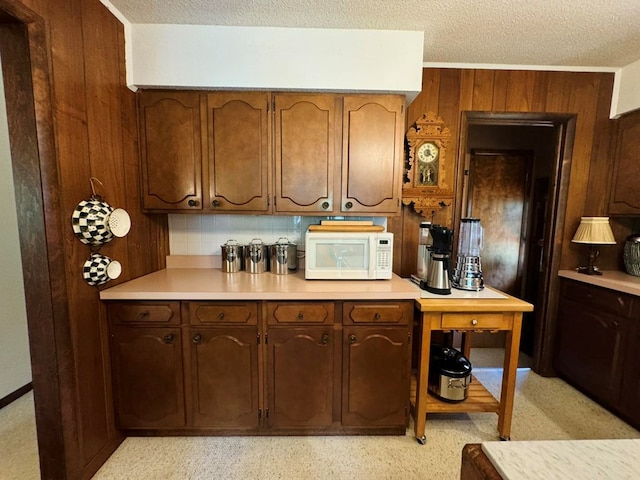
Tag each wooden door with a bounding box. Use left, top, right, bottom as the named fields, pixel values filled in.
left=138, top=91, right=203, bottom=211
left=341, top=95, right=404, bottom=215
left=266, top=327, right=335, bottom=428
left=342, top=326, right=410, bottom=426
left=188, top=327, right=260, bottom=428
left=111, top=326, right=185, bottom=428
left=273, top=94, right=338, bottom=214
left=467, top=150, right=532, bottom=296
left=206, top=92, right=271, bottom=213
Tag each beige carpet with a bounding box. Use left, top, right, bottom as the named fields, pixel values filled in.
left=2, top=349, right=639, bottom=480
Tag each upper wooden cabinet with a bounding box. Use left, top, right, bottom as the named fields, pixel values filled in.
left=609, top=109, right=640, bottom=215
left=273, top=94, right=339, bottom=214
left=138, top=90, right=405, bottom=216
left=206, top=92, right=271, bottom=213
left=342, top=95, right=405, bottom=215
left=138, top=91, right=204, bottom=211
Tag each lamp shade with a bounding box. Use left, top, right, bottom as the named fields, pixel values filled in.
left=571, top=217, right=616, bottom=245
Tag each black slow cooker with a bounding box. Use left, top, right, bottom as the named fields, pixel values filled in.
left=428, top=345, right=472, bottom=402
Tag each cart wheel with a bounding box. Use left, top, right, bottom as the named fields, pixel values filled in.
left=499, top=435, right=510, bottom=441
left=416, top=435, right=426, bottom=445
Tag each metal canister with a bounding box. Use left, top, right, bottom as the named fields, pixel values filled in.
left=221, top=239, right=245, bottom=273
left=270, top=237, right=298, bottom=274
left=245, top=238, right=268, bottom=274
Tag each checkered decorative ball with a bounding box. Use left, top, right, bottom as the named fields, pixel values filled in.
left=71, top=197, right=115, bottom=246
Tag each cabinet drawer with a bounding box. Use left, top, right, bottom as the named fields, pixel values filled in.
left=343, top=301, right=412, bottom=325
left=562, top=280, right=634, bottom=318
left=441, top=312, right=510, bottom=330
left=267, top=302, right=334, bottom=325
left=187, top=302, right=258, bottom=325
left=108, top=302, right=180, bottom=326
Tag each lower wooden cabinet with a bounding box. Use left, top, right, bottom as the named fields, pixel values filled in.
left=108, top=299, right=414, bottom=434
left=266, top=327, right=335, bottom=429
left=342, top=326, right=411, bottom=426
left=111, top=326, right=185, bottom=428
left=188, top=327, right=260, bottom=428
left=554, top=279, right=640, bottom=429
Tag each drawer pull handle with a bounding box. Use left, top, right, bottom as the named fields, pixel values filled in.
left=137, top=311, right=149, bottom=319
left=349, top=334, right=356, bottom=344
left=163, top=334, right=175, bottom=344
left=218, top=312, right=225, bottom=320
left=471, top=319, right=478, bottom=326
left=297, top=312, right=304, bottom=320
left=192, top=334, right=202, bottom=344
left=374, top=312, right=381, bottom=320
left=321, top=334, right=329, bottom=345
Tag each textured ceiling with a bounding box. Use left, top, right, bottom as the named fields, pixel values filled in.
left=108, top=0, right=640, bottom=68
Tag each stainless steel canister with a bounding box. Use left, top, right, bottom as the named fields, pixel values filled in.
left=221, top=239, right=245, bottom=273
left=270, top=237, right=298, bottom=274
left=245, top=238, right=268, bottom=274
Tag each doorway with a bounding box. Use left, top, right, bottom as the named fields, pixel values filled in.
left=458, top=113, right=576, bottom=373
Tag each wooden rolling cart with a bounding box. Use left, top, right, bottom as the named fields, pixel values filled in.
left=411, top=288, right=533, bottom=444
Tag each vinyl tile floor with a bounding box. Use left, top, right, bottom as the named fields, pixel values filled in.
left=1, top=349, right=639, bottom=480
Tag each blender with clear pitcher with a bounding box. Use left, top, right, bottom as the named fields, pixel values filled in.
left=452, top=218, right=485, bottom=291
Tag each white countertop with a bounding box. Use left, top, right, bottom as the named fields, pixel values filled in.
left=482, top=439, right=640, bottom=480
left=558, top=269, right=640, bottom=297
left=99, top=267, right=422, bottom=301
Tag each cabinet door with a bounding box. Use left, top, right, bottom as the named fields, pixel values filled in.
left=206, top=92, right=271, bottom=213
left=266, top=327, right=335, bottom=428
left=609, top=109, right=640, bottom=215
left=111, top=327, right=185, bottom=428
left=341, top=95, right=404, bottom=215
left=274, top=94, right=339, bottom=214
left=138, top=91, right=203, bottom=211
left=554, top=297, right=625, bottom=406
left=188, top=327, right=260, bottom=428
left=619, top=316, right=640, bottom=429
left=342, top=326, right=411, bottom=427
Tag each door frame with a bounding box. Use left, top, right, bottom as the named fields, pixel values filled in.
left=457, top=112, right=576, bottom=375
left=0, top=1, right=77, bottom=477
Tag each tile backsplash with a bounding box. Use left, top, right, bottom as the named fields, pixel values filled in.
left=168, top=214, right=387, bottom=256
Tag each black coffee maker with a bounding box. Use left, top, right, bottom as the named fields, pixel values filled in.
left=426, top=226, right=454, bottom=295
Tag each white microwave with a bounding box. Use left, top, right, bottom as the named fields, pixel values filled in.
left=304, top=231, right=393, bottom=280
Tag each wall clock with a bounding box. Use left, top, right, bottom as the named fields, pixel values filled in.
left=402, top=112, right=454, bottom=217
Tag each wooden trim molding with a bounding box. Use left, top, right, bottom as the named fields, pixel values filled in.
left=0, top=383, right=32, bottom=410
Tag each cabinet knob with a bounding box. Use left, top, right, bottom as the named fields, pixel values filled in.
left=218, top=312, right=225, bottom=320
left=345, top=201, right=353, bottom=209
left=321, top=334, right=329, bottom=345
left=187, top=199, right=200, bottom=207
left=163, top=333, right=175, bottom=344
left=137, top=311, right=149, bottom=319
left=192, top=334, right=202, bottom=344
left=212, top=200, right=221, bottom=208
left=471, top=319, right=478, bottom=326
left=349, top=334, right=356, bottom=344
left=297, top=311, right=304, bottom=320
left=374, top=312, right=381, bottom=321
left=321, top=201, right=330, bottom=210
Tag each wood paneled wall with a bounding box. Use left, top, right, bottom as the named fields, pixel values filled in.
left=3, top=0, right=167, bottom=478
left=393, top=68, right=617, bottom=277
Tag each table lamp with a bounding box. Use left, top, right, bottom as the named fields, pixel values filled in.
left=571, top=217, right=616, bottom=275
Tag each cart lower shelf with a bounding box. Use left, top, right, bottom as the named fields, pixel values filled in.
left=410, top=374, right=500, bottom=415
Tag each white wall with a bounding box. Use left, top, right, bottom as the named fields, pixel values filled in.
left=0, top=55, right=32, bottom=399
left=130, top=25, right=423, bottom=102
left=611, top=58, right=640, bottom=117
